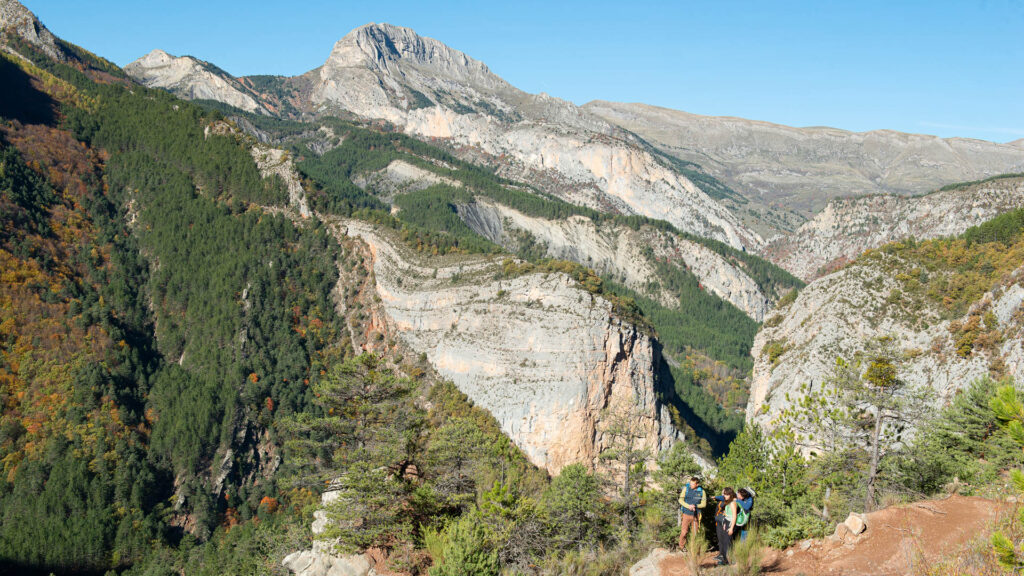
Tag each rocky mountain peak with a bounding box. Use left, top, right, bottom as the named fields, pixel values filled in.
left=333, top=22, right=503, bottom=88
left=125, top=48, right=267, bottom=115
left=315, top=21, right=516, bottom=117
left=0, top=0, right=65, bottom=61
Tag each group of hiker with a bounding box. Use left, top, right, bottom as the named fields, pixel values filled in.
left=677, top=476, right=755, bottom=566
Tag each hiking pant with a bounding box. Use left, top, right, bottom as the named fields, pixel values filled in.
left=678, top=512, right=699, bottom=547
left=715, top=515, right=733, bottom=562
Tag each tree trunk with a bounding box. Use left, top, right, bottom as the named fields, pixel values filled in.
left=866, top=413, right=883, bottom=511
left=622, top=452, right=632, bottom=531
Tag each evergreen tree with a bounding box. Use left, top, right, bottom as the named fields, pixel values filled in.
left=542, top=464, right=605, bottom=550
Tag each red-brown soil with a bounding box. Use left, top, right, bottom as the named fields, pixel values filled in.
left=658, top=495, right=999, bottom=575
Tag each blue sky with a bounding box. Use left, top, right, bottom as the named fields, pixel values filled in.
left=30, top=0, right=1024, bottom=143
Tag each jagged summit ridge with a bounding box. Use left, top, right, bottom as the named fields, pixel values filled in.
left=311, top=24, right=761, bottom=250
left=312, top=22, right=522, bottom=124
left=334, top=23, right=505, bottom=88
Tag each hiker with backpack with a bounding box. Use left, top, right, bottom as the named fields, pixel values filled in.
left=713, top=487, right=739, bottom=565
left=677, top=475, right=706, bottom=549
left=736, top=487, right=755, bottom=541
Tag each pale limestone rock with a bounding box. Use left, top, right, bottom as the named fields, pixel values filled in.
left=251, top=146, right=311, bottom=217
left=764, top=177, right=1024, bottom=281
left=747, top=249, right=1024, bottom=435
left=307, top=23, right=760, bottom=251
left=336, top=219, right=686, bottom=474
left=844, top=512, right=867, bottom=535
left=282, top=550, right=377, bottom=576
left=125, top=49, right=266, bottom=114
left=628, top=548, right=671, bottom=576
left=0, top=0, right=64, bottom=61
left=353, top=159, right=460, bottom=202
left=459, top=198, right=769, bottom=320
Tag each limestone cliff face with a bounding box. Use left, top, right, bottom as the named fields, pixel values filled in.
left=125, top=50, right=267, bottom=114
left=0, top=0, right=64, bottom=61
left=585, top=100, right=1024, bottom=216
left=746, top=256, right=1024, bottom=433
left=335, top=219, right=682, bottom=474
left=458, top=197, right=769, bottom=321
left=764, top=177, right=1024, bottom=281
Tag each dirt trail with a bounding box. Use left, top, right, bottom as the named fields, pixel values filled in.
left=658, top=495, right=998, bottom=576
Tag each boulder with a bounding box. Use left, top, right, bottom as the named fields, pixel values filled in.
left=844, top=512, right=867, bottom=535
left=282, top=549, right=377, bottom=576
left=629, top=548, right=671, bottom=576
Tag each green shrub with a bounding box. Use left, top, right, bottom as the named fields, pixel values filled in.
left=429, top=513, right=499, bottom=576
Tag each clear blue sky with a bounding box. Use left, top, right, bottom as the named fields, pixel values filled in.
left=30, top=0, right=1024, bottom=143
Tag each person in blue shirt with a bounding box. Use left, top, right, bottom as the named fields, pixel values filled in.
left=736, top=487, right=755, bottom=541
left=677, top=476, right=706, bottom=549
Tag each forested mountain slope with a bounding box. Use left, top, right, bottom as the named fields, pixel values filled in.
left=0, top=3, right=758, bottom=573
left=0, top=29, right=350, bottom=572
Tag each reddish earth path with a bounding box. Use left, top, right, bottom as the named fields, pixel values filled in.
left=658, top=495, right=1000, bottom=575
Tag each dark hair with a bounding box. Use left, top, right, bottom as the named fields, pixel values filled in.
left=738, top=488, right=751, bottom=499
left=722, top=487, right=736, bottom=500
left=690, top=476, right=701, bottom=484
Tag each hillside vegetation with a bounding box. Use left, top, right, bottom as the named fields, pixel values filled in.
left=237, top=107, right=800, bottom=448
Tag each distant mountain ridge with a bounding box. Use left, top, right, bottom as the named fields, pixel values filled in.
left=765, top=175, right=1024, bottom=281
left=584, top=100, right=1024, bottom=215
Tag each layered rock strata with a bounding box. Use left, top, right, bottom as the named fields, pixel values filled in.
left=127, top=23, right=760, bottom=251
left=334, top=219, right=683, bottom=474
left=458, top=197, right=769, bottom=320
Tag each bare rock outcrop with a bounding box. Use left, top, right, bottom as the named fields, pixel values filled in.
left=251, top=145, right=310, bottom=217
left=126, top=49, right=267, bottom=114
left=459, top=197, right=769, bottom=320
left=352, top=158, right=460, bottom=202
left=283, top=490, right=379, bottom=576
left=628, top=548, right=671, bottom=576
left=335, top=219, right=683, bottom=474
left=747, top=253, right=1024, bottom=432
left=0, top=0, right=64, bottom=61
left=585, top=100, right=1024, bottom=216
left=764, top=176, right=1024, bottom=281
